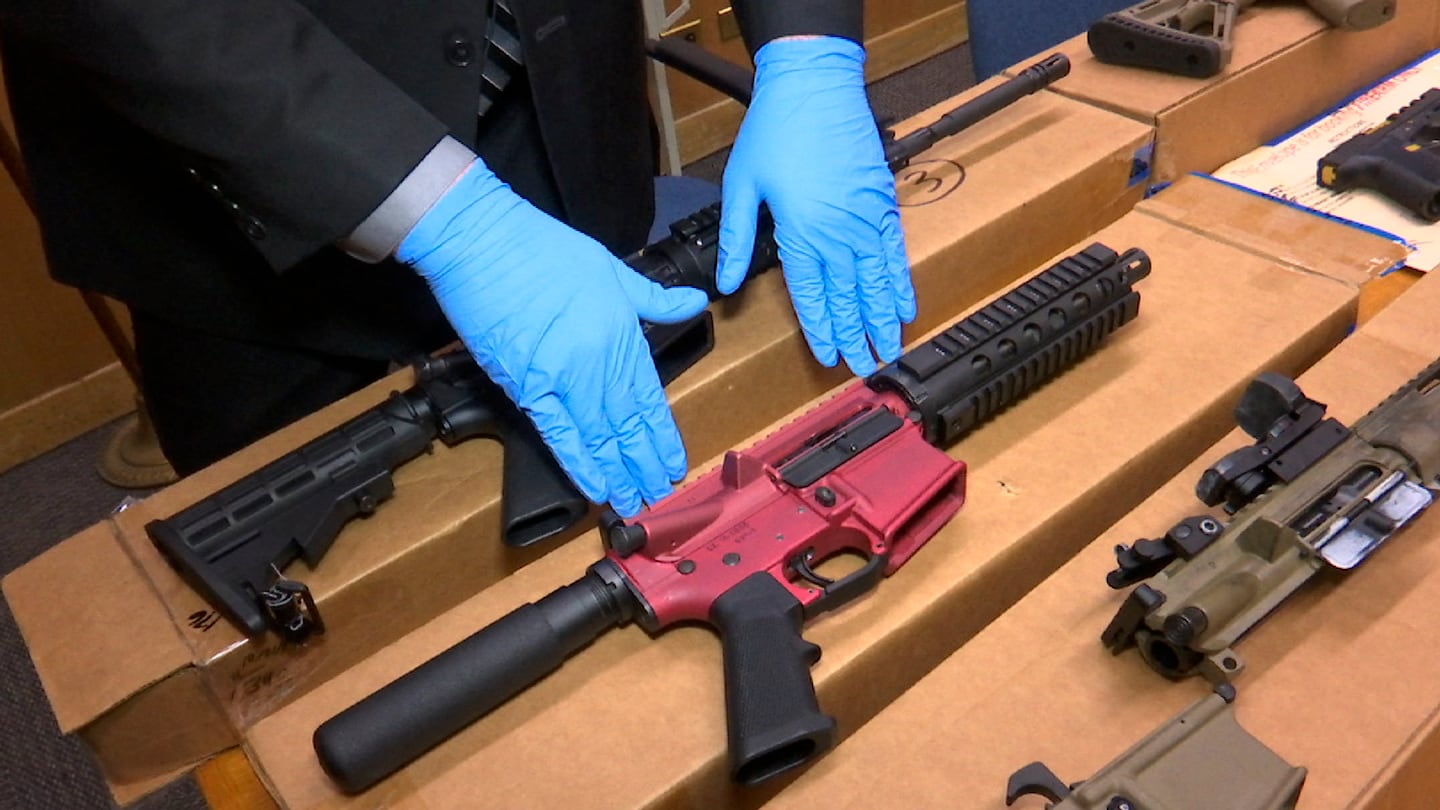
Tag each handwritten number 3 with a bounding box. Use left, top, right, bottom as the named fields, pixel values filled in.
left=904, top=169, right=944, bottom=195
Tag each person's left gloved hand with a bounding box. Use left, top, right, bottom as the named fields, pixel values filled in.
left=717, top=36, right=916, bottom=378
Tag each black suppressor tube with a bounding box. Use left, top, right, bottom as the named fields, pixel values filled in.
left=313, top=560, right=640, bottom=794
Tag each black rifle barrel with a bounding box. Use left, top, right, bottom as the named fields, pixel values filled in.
left=885, top=53, right=1070, bottom=171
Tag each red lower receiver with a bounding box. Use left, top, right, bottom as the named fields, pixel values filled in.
left=312, top=243, right=1151, bottom=794
left=608, top=381, right=965, bottom=626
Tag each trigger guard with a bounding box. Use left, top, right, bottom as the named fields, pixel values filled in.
left=793, top=549, right=888, bottom=618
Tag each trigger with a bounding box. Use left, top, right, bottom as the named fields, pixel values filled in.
left=792, top=547, right=889, bottom=617
left=792, top=551, right=836, bottom=588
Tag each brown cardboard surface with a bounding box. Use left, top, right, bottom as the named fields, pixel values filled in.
left=765, top=272, right=1440, bottom=810
left=3, top=86, right=1154, bottom=800
left=1018, top=1, right=1440, bottom=182
left=1137, top=174, right=1409, bottom=287
left=242, top=207, right=1362, bottom=810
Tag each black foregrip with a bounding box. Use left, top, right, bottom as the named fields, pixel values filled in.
left=314, top=565, right=634, bottom=794
left=146, top=391, right=437, bottom=635
left=710, top=573, right=836, bottom=786
left=869, top=243, right=1152, bottom=447
left=1327, top=155, right=1440, bottom=222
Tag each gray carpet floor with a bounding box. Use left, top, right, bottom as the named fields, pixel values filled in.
left=0, top=43, right=974, bottom=810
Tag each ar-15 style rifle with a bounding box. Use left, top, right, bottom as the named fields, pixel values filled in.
left=312, top=243, right=1152, bottom=794
left=146, top=53, right=1073, bottom=644
left=1007, top=685, right=1306, bottom=810
left=1101, top=357, right=1440, bottom=682
left=1088, top=0, right=1395, bottom=79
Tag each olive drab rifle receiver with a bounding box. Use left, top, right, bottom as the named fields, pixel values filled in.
left=1101, top=357, right=1440, bottom=683
left=1007, top=686, right=1306, bottom=810
left=1088, top=0, right=1396, bottom=78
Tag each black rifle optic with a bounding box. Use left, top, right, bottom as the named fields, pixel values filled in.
left=146, top=50, right=1072, bottom=643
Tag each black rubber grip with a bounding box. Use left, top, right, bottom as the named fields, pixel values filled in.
left=1329, top=156, right=1440, bottom=222
left=313, top=568, right=632, bottom=793
left=710, top=573, right=836, bottom=786
left=1088, top=15, right=1227, bottom=78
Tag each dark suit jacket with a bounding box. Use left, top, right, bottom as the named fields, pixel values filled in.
left=0, top=0, right=860, bottom=359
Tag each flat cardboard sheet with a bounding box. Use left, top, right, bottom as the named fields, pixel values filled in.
left=242, top=205, right=1363, bottom=809
left=766, top=272, right=1440, bottom=810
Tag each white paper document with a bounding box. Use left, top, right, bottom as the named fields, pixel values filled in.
left=1209, top=51, right=1440, bottom=272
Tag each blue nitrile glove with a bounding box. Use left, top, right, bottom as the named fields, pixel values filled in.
left=717, top=36, right=916, bottom=378
left=397, top=160, right=710, bottom=517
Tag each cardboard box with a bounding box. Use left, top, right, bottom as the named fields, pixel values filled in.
left=1209, top=49, right=1440, bottom=272
left=765, top=272, right=1440, bottom=810
left=3, top=85, right=1154, bottom=803
left=1136, top=173, right=1408, bottom=285
left=241, top=200, right=1368, bottom=809
left=1013, top=0, right=1439, bottom=183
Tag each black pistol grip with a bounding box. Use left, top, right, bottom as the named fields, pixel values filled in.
left=496, top=414, right=591, bottom=548
left=1330, top=155, right=1440, bottom=222
left=314, top=568, right=629, bottom=794
left=710, top=573, right=836, bottom=786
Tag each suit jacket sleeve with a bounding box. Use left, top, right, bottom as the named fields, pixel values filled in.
left=0, top=0, right=452, bottom=270
left=730, top=0, right=865, bottom=57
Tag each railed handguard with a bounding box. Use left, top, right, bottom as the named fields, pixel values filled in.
left=311, top=242, right=1152, bottom=794
left=1101, top=357, right=1440, bottom=683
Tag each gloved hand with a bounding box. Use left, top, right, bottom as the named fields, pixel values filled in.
left=717, top=36, right=916, bottom=378
left=398, top=160, right=710, bottom=517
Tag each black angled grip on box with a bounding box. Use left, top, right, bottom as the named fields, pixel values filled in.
left=313, top=562, right=638, bottom=794
left=710, top=572, right=836, bottom=786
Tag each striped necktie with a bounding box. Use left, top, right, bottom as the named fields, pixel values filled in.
left=478, top=0, right=524, bottom=117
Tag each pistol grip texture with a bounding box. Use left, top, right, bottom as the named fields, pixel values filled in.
left=1325, top=155, right=1440, bottom=222
left=495, top=415, right=591, bottom=548
left=711, top=573, right=836, bottom=786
